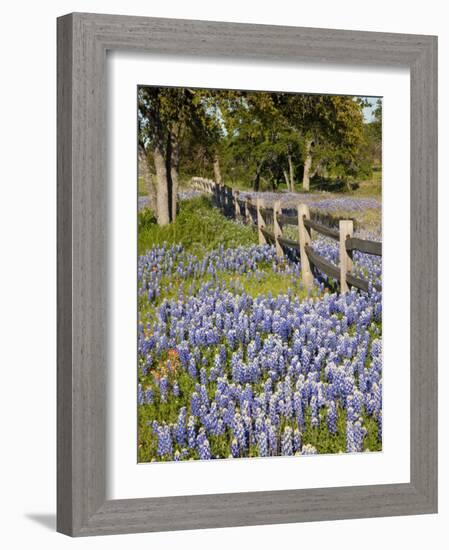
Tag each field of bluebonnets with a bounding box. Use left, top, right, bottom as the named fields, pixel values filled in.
left=137, top=191, right=382, bottom=462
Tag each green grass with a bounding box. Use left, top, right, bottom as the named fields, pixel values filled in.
left=350, top=168, right=382, bottom=198
left=139, top=196, right=258, bottom=256
left=319, top=207, right=381, bottom=230
left=220, top=269, right=319, bottom=301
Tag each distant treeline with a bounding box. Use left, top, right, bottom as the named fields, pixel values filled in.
left=138, top=87, right=381, bottom=225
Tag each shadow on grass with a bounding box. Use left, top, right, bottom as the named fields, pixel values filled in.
left=310, top=178, right=359, bottom=193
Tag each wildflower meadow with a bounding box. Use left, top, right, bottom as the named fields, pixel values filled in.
left=137, top=196, right=382, bottom=462
left=137, top=87, right=382, bottom=463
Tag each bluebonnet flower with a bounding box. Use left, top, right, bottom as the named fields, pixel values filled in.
left=281, top=426, right=293, bottom=456
left=354, top=420, right=367, bottom=450
left=199, top=384, right=209, bottom=408
left=138, top=383, right=144, bottom=406
left=266, top=420, right=277, bottom=455
left=159, top=376, right=169, bottom=403
left=230, top=438, right=239, bottom=458
left=257, top=430, right=269, bottom=457
left=187, top=415, right=196, bottom=449
left=177, top=341, right=190, bottom=367
left=293, top=429, right=302, bottom=453
left=190, top=392, right=201, bottom=417
left=196, top=429, right=211, bottom=460
left=188, top=357, right=197, bottom=379
left=156, top=425, right=173, bottom=458
left=346, top=419, right=366, bottom=453
left=269, top=394, right=279, bottom=427
left=310, top=395, right=320, bottom=428
left=205, top=403, right=219, bottom=435
left=175, top=407, right=187, bottom=446
left=232, top=413, right=246, bottom=450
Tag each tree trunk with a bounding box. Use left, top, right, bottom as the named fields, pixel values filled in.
left=253, top=169, right=261, bottom=192
left=302, top=139, right=313, bottom=191
left=310, top=159, right=322, bottom=180
left=283, top=169, right=290, bottom=189
left=267, top=168, right=277, bottom=191
left=153, top=143, right=170, bottom=226
left=213, top=154, right=222, bottom=184
left=253, top=161, right=264, bottom=192
left=169, top=131, right=180, bottom=222
left=138, top=144, right=156, bottom=210
left=287, top=153, right=295, bottom=191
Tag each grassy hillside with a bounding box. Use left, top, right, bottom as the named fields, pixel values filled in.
left=138, top=196, right=258, bottom=256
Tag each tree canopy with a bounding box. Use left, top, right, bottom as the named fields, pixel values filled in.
left=138, top=87, right=382, bottom=224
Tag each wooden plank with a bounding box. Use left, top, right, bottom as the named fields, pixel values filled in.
left=227, top=186, right=234, bottom=215
left=256, top=198, right=267, bottom=245
left=339, top=220, right=354, bottom=293
left=298, top=204, right=313, bottom=289
left=260, top=227, right=276, bottom=243
left=259, top=207, right=273, bottom=225
left=305, top=245, right=372, bottom=293
left=346, top=237, right=382, bottom=256
left=304, top=218, right=339, bottom=240
left=277, top=213, right=298, bottom=226
left=244, top=198, right=251, bottom=225
left=346, top=272, right=370, bottom=293
left=278, top=236, right=300, bottom=250
left=273, top=200, right=284, bottom=258
left=233, top=190, right=241, bottom=219
left=305, top=244, right=340, bottom=281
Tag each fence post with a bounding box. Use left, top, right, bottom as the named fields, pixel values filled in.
left=218, top=184, right=224, bottom=212
left=256, top=198, right=267, bottom=245
left=298, top=204, right=313, bottom=290
left=223, top=185, right=228, bottom=215
left=223, top=185, right=228, bottom=214
left=226, top=186, right=232, bottom=216
left=339, top=220, right=353, bottom=293
left=273, top=200, right=284, bottom=258
left=234, top=190, right=241, bottom=220
left=215, top=183, right=219, bottom=208
left=223, top=185, right=227, bottom=214
left=245, top=198, right=250, bottom=225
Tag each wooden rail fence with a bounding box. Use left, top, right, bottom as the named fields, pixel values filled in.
left=191, top=177, right=382, bottom=293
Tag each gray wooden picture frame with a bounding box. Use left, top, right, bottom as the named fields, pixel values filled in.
left=57, top=12, right=438, bottom=537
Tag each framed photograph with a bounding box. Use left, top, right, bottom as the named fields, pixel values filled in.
left=57, top=12, right=437, bottom=536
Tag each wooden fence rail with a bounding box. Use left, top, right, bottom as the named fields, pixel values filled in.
left=304, top=219, right=340, bottom=241
left=191, top=177, right=381, bottom=294
left=346, top=237, right=382, bottom=256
